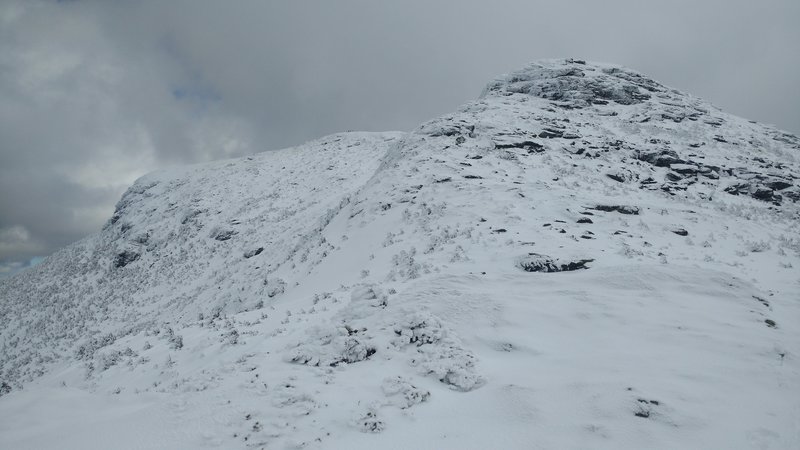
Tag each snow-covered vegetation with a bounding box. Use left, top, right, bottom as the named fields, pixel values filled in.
left=1, top=59, right=799, bottom=449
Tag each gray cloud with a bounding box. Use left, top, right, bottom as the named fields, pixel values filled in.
left=1, top=0, right=798, bottom=276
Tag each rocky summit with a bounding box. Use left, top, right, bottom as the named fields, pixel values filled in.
left=1, top=59, right=799, bottom=449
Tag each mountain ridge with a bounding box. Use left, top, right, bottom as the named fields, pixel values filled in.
left=1, top=59, right=799, bottom=449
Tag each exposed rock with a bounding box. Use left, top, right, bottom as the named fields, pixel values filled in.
left=494, top=140, right=545, bottom=153
left=114, top=250, right=140, bottom=268
left=637, top=150, right=683, bottom=167
left=517, top=253, right=594, bottom=272
left=767, top=180, right=792, bottom=191
left=244, top=247, right=264, bottom=258
left=482, top=61, right=657, bottom=107
left=606, top=172, right=626, bottom=183
left=538, top=129, right=564, bottom=139
left=665, top=172, right=683, bottom=182
left=752, top=188, right=777, bottom=202
left=211, top=229, right=237, bottom=241
left=724, top=182, right=784, bottom=204
left=590, top=205, right=640, bottom=215
left=670, top=163, right=701, bottom=176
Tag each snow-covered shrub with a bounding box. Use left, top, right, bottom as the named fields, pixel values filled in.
left=745, top=240, right=771, bottom=253
left=266, top=278, right=286, bottom=298
left=76, top=333, right=116, bottom=360
left=392, top=311, right=483, bottom=391
left=381, top=376, right=430, bottom=409
left=285, top=326, right=376, bottom=367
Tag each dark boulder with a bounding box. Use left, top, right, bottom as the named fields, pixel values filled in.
left=752, top=188, right=776, bottom=202
left=724, top=183, right=749, bottom=196
left=767, top=180, right=792, bottom=191
left=637, top=150, right=683, bottom=167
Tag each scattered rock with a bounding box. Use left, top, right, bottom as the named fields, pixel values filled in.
left=634, top=398, right=661, bottom=419
left=577, top=217, right=593, bottom=224
left=767, top=180, right=792, bottom=191
left=752, top=188, right=776, bottom=202
left=752, top=296, right=770, bottom=308
left=606, top=173, right=626, bottom=183
left=538, top=129, right=564, bottom=139
left=670, top=163, right=701, bottom=176
left=211, top=229, right=237, bottom=241
left=637, top=150, right=683, bottom=167
left=358, top=411, right=384, bottom=433
left=494, top=140, right=545, bottom=153
left=671, top=228, right=689, bottom=236
left=590, top=205, right=640, bottom=215
left=517, top=253, right=594, bottom=272
left=244, top=247, right=264, bottom=258
left=725, top=182, right=786, bottom=204
left=665, top=172, right=683, bottom=182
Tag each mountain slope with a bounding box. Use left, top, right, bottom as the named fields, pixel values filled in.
left=1, top=59, right=799, bottom=449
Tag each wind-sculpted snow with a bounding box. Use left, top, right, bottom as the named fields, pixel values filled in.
left=1, top=60, right=799, bottom=449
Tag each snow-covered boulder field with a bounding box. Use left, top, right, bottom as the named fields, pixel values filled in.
left=2, top=59, right=799, bottom=449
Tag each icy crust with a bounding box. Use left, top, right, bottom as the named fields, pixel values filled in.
left=2, top=60, right=800, bottom=449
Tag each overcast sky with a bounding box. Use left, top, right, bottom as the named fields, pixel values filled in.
left=1, top=0, right=798, bottom=277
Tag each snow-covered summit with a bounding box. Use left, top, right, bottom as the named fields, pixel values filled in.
left=481, top=59, right=663, bottom=106
left=1, top=60, right=799, bottom=449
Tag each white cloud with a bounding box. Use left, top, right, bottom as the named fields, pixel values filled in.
left=0, top=225, right=43, bottom=257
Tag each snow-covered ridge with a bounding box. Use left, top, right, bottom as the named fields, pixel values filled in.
left=1, top=59, right=799, bottom=449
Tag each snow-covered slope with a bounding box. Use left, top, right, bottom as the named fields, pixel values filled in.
left=1, top=59, right=799, bottom=449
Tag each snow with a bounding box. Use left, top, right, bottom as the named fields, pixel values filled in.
left=1, top=59, right=799, bottom=449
